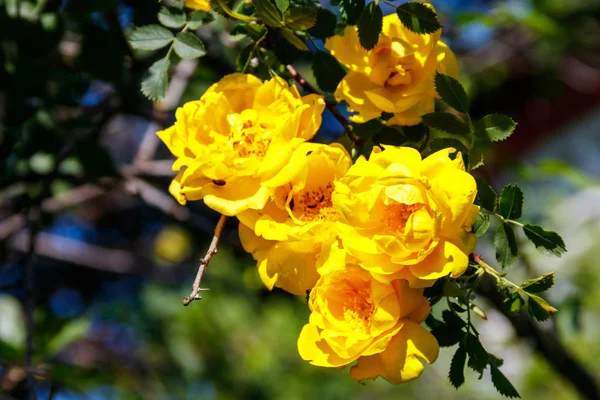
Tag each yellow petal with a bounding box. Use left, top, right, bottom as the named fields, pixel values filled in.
left=350, top=320, right=439, bottom=384
left=325, top=27, right=369, bottom=73
left=409, top=240, right=469, bottom=281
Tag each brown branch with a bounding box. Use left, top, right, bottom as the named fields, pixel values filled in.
left=182, top=214, right=227, bottom=306
left=475, top=257, right=600, bottom=400
left=285, top=64, right=359, bottom=144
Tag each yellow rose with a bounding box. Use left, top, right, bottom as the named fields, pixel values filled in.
left=184, top=0, right=211, bottom=12
left=297, top=241, right=439, bottom=384
left=157, top=73, right=325, bottom=216
left=332, top=146, right=479, bottom=286
left=238, top=142, right=352, bottom=295
left=325, top=12, right=459, bottom=125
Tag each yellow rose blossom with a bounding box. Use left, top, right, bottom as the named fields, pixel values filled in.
left=238, top=224, right=321, bottom=295
left=297, top=241, right=439, bottom=383
left=157, top=73, right=325, bottom=216
left=325, top=12, right=459, bottom=125
left=237, top=142, right=352, bottom=295
left=183, top=0, right=211, bottom=12
left=332, top=146, right=479, bottom=286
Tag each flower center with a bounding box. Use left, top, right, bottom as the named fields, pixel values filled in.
left=290, top=182, right=337, bottom=222
left=369, top=38, right=416, bottom=87
left=384, top=203, right=424, bottom=234
left=342, top=284, right=374, bottom=332
left=227, top=110, right=272, bottom=158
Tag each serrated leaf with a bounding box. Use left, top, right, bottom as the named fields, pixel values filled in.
left=523, top=224, right=567, bottom=257
left=279, top=28, right=308, bottom=51
left=275, top=0, right=289, bottom=14
left=141, top=58, right=170, bottom=101
left=435, top=72, right=469, bottom=113
left=340, top=0, right=364, bottom=25
left=449, top=346, right=467, bottom=389
left=499, top=184, right=523, bottom=220
left=254, top=0, right=282, bottom=27
left=476, top=178, right=497, bottom=211
left=357, top=2, right=383, bottom=50
left=431, top=326, right=464, bottom=347
left=520, top=272, right=555, bottom=293
left=210, top=0, right=234, bottom=19
left=475, top=114, right=517, bottom=142
left=312, top=50, right=346, bottom=92
left=173, top=32, right=207, bottom=59
left=188, top=11, right=214, bottom=29
left=158, top=6, right=187, bottom=28
left=396, top=2, right=441, bottom=34
left=442, top=309, right=466, bottom=329
left=495, top=223, right=518, bottom=269
left=373, top=126, right=408, bottom=146
left=471, top=153, right=484, bottom=170
left=473, top=213, right=491, bottom=237
left=465, top=334, right=488, bottom=376
left=308, top=8, right=337, bottom=39
left=425, top=314, right=444, bottom=330
left=352, top=119, right=384, bottom=139
left=527, top=294, right=558, bottom=322
left=503, top=291, right=524, bottom=313
left=490, top=363, right=521, bottom=398
left=284, top=6, right=316, bottom=30
left=129, top=25, right=174, bottom=51
left=428, top=138, right=469, bottom=156
left=422, top=112, right=471, bottom=135
left=163, top=0, right=185, bottom=9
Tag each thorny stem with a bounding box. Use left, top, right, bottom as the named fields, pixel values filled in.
left=285, top=64, right=360, bottom=144
left=182, top=214, right=227, bottom=306
left=472, top=253, right=520, bottom=291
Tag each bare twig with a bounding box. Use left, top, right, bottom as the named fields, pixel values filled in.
left=24, top=208, right=40, bottom=400
left=285, top=64, right=359, bottom=144
left=182, top=214, right=227, bottom=306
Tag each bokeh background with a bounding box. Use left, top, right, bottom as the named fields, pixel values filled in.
left=1, top=0, right=600, bottom=399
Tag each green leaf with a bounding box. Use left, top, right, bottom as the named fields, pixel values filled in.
left=476, top=178, right=497, bottom=211
left=254, top=0, right=282, bottom=27
left=163, top=0, right=185, bottom=9
left=422, top=112, right=471, bottom=135
left=442, top=309, right=466, bottom=329
left=495, top=223, right=518, bottom=269
left=312, top=50, right=346, bottom=92
left=503, top=291, right=524, bottom=313
left=141, top=58, right=170, bottom=101
left=284, top=6, right=316, bottom=30
left=210, top=0, right=234, bottom=19
left=523, top=224, right=567, bottom=257
left=275, top=0, right=289, bottom=14
left=308, top=8, right=337, bottom=39
left=373, top=126, right=409, bottom=146
left=273, top=32, right=304, bottom=64
left=435, top=72, right=469, bottom=113
left=173, top=32, right=207, bottom=59
left=337, top=135, right=354, bottom=155
left=352, top=119, right=384, bottom=139
left=490, top=363, right=521, bottom=398
left=158, top=6, right=187, bottom=28
left=527, top=294, right=558, bottom=322
left=129, top=25, right=174, bottom=51
left=340, top=0, right=364, bottom=25
left=396, top=2, right=441, bottom=34
left=432, top=326, right=464, bottom=347
left=473, top=213, right=491, bottom=237
left=465, top=334, right=488, bottom=376
left=188, top=11, right=214, bottom=29
left=357, top=2, right=383, bottom=50
left=520, top=272, right=555, bottom=293
left=279, top=28, right=308, bottom=51
left=449, top=346, right=467, bottom=389
left=428, top=138, right=469, bottom=156
left=499, top=184, right=523, bottom=220
left=475, top=114, right=517, bottom=142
